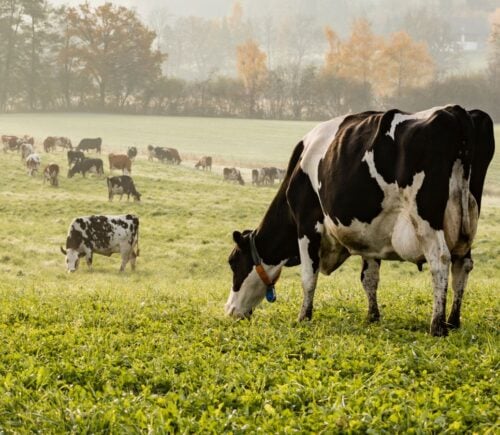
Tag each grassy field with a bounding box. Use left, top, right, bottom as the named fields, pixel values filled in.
left=0, top=114, right=498, bottom=432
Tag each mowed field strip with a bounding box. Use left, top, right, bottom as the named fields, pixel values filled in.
left=0, top=113, right=498, bottom=432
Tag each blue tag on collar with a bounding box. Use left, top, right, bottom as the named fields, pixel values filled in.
left=266, top=286, right=276, bottom=303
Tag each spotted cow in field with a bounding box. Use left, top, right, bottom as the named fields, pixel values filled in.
left=67, top=158, right=104, bottom=178
left=195, top=156, right=212, bottom=171
left=225, top=106, right=495, bottom=337
left=108, top=153, right=132, bottom=174
left=60, top=214, right=139, bottom=272
left=43, top=163, right=60, bottom=186
left=26, top=153, right=41, bottom=176
left=223, top=167, right=245, bottom=185
left=107, top=175, right=141, bottom=202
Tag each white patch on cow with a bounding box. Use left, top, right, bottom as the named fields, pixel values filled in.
left=300, top=116, right=347, bottom=194
left=66, top=249, right=80, bottom=272
left=298, top=235, right=316, bottom=291
left=385, top=106, right=444, bottom=140
left=225, top=261, right=285, bottom=318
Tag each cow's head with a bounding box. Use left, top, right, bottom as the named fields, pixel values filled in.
left=225, top=230, right=284, bottom=318
left=60, top=246, right=85, bottom=272
left=133, top=191, right=141, bottom=202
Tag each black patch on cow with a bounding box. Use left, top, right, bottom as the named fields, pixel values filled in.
left=228, top=230, right=254, bottom=292
left=318, top=114, right=384, bottom=226
left=66, top=228, right=83, bottom=250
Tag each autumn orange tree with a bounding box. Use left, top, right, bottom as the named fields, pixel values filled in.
left=236, top=39, right=267, bottom=115
left=379, top=31, right=435, bottom=97
left=323, top=20, right=435, bottom=98
left=66, top=3, right=164, bottom=108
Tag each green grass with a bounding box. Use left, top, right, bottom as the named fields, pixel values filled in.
left=0, top=114, right=498, bottom=432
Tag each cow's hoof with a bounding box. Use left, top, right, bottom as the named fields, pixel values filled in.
left=367, top=311, right=380, bottom=323
left=430, top=320, right=448, bottom=337
left=297, top=310, right=312, bottom=322
left=447, top=315, right=460, bottom=330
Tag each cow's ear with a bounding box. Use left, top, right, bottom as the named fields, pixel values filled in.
left=232, top=231, right=244, bottom=247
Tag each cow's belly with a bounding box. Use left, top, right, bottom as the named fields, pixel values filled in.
left=111, top=186, right=124, bottom=195
left=324, top=206, right=425, bottom=263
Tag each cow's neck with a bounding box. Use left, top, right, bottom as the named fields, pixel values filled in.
left=254, top=187, right=298, bottom=265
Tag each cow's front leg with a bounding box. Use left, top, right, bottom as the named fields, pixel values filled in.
left=424, top=232, right=451, bottom=336
left=297, top=230, right=321, bottom=321
left=361, top=258, right=380, bottom=322
left=448, top=253, right=473, bottom=329
left=86, top=251, right=93, bottom=270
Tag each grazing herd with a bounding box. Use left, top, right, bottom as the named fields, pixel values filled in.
left=2, top=104, right=495, bottom=335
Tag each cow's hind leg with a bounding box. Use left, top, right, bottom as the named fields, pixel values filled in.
left=448, top=253, right=473, bottom=329
left=423, top=231, right=451, bottom=336
left=361, top=258, right=381, bottom=322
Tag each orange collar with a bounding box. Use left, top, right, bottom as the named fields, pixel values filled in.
left=250, top=232, right=280, bottom=302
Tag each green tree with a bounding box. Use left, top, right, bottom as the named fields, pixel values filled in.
left=66, top=3, right=163, bottom=109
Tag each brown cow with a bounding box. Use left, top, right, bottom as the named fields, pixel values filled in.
left=108, top=153, right=132, bottom=174
left=43, top=163, right=60, bottom=186
left=195, top=156, right=212, bottom=171
left=2, top=135, right=20, bottom=152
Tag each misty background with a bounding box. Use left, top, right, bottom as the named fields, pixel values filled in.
left=1, top=0, right=499, bottom=119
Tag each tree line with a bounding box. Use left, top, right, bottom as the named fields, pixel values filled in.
left=1, top=1, right=499, bottom=120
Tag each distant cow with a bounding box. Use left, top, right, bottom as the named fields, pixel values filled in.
left=21, top=143, right=34, bottom=160
left=60, top=214, right=139, bottom=272
left=2, top=135, right=21, bottom=152
left=147, top=145, right=155, bottom=161
left=67, top=158, right=104, bottom=178
left=195, top=156, right=212, bottom=171
left=45, top=136, right=72, bottom=151
left=108, top=153, right=132, bottom=174
left=26, top=153, right=41, bottom=176
left=252, top=169, right=259, bottom=185
left=107, top=175, right=141, bottom=202
left=67, top=150, right=85, bottom=166
left=77, top=138, right=102, bottom=153
left=276, top=168, right=286, bottom=183
left=258, top=167, right=278, bottom=186
left=43, top=136, right=57, bottom=152
left=21, top=135, right=34, bottom=146
left=166, top=147, right=182, bottom=164
left=127, top=146, right=137, bottom=161
left=223, top=167, right=245, bottom=185
left=43, top=163, right=60, bottom=186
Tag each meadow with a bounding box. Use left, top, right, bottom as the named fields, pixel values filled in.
left=0, top=113, right=498, bottom=433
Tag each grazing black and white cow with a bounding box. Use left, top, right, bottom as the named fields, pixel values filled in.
left=67, top=150, right=85, bottom=166
left=26, top=153, right=41, bottom=176
left=67, top=158, right=104, bottom=178
left=60, top=214, right=139, bottom=272
left=107, top=175, right=141, bottom=202
left=225, top=106, right=495, bottom=336
left=223, top=167, right=245, bottom=185
left=77, top=138, right=102, bottom=153
left=21, top=143, right=34, bottom=160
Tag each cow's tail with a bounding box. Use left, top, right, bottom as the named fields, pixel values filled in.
left=454, top=106, right=474, bottom=239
